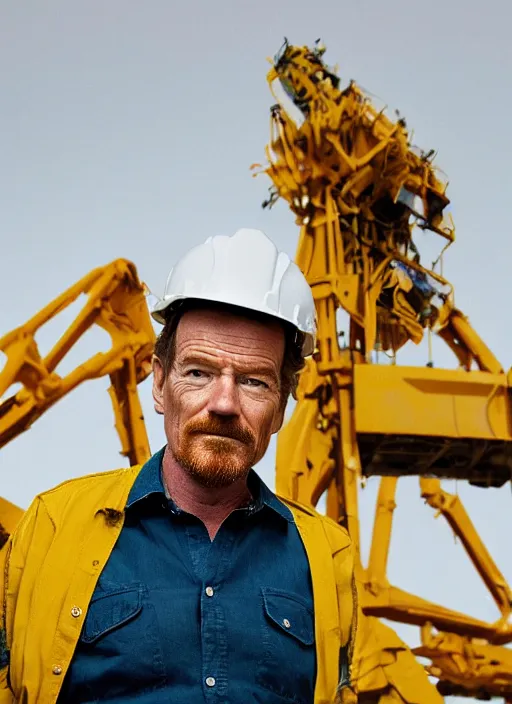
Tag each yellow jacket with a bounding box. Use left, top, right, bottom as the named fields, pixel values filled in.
left=0, top=465, right=357, bottom=703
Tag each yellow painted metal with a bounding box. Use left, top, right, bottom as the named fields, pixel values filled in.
left=0, top=259, right=154, bottom=541
left=354, top=365, right=512, bottom=440
left=262, top=39, right=512, bottom=701
left=414, top=625, right=512, bottom=700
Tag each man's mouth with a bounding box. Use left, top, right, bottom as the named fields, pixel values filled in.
left=187, top=423, right=253, bottom=445
left=200, top=432, right=242, bottom=441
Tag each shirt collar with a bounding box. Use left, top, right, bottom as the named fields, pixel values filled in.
left=126, top=446, right=293, bottom=523
left=246, top=467, right=293, bottom=523
left=126, top=446, right=166, bottom=508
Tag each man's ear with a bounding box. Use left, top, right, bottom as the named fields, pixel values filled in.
left=152, top=355, right=166, bottom=415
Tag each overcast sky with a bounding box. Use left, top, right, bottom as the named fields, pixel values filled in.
left=1, top=1, right=511, bottom=700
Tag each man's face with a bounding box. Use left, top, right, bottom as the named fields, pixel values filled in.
left=152, top=307, right=286, bottom=488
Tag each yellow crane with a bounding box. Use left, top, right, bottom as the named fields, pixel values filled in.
left=0, top=259, right=154, bottom=543
left=1, top=38, right=511, bottom=702
left=257, top=39, right=512, bottom=702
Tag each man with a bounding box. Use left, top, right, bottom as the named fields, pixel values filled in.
left=0, top=228, right=357, bottom=703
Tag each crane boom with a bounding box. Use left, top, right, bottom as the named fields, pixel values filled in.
left=0, top=259, right=154, bottom=543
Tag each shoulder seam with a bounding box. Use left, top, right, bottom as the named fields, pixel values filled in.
left=37, top=465, right=140, bottom=500
left=277, top=495, right=318, bottom=517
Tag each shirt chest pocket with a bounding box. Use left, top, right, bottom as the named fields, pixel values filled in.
left=257, top=587, right=316, bottom=703
left=81, top=586, right=142, bottom=643
left=64, top=584, right=166, bottom=701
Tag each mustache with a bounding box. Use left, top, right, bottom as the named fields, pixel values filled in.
left=185, top=417, right=255, bottom=445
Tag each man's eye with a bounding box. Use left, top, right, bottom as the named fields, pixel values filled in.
left=187, top=369, right=205, bottom=378
left=242, top=377, right=268, bottom=388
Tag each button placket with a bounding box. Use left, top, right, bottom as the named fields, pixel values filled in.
left=201, top=528, right=234, bottom=698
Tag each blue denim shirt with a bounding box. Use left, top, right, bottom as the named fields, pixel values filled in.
left=60, top=448, right=316, bottom=703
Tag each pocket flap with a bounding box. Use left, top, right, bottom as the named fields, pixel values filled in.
left=81, top=587, right=142, bottom=644
left=262, top=588, right=314, bottom=645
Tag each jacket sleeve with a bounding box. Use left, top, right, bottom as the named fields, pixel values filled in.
left=0, top=497, right=43, bottom=699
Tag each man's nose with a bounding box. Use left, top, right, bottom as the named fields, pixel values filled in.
left=206, top=374, right=240, bottom=416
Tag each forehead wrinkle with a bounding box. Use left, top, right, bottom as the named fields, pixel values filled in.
left=179, top=326, right=276, bottom=345
left=176, top=329, right=282, bottom=358
left=177, top=312, right=284, bottom=346
left=178, top=336, right=278, bottom=356
left=176, top=339, right=282, bottom=379
left=178, top=344, right=280, bottom=373
left=174, top=314, right=285, bottom=378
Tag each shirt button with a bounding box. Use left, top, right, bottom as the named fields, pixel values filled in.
left=205, top=586, right=214, bottom=597
left=52, top=665, right=62, bottom=676
left=283, top=618, right=291, bottom=629
left=71, top=606, right=82, bottom=618
left=205, top=676, right=216, bottom=687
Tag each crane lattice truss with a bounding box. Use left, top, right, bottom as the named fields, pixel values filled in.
left=258, top=40, right=512, bottom=702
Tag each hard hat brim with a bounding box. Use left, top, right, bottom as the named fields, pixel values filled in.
left=150, top=294, right=315, bottom=357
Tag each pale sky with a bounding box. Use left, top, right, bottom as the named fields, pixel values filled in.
left=1, top=1, right=512, bottom=700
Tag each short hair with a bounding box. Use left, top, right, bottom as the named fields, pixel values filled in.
left=153, top=300, right=306, bottom=404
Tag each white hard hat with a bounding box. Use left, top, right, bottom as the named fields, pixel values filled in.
left=150, top=228, right=316, bottom=356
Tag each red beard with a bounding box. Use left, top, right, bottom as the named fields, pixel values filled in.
left=173, top=417, right=256, bottom=488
